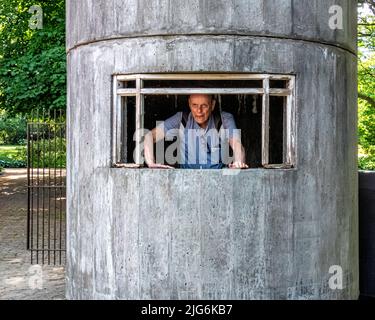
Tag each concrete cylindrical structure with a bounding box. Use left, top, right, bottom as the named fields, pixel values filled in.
left=66, top=0, right=358, bottom=299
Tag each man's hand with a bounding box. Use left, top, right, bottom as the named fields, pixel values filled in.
left=147, top=163, right=175, bottom=169
left=228, top=138, right=248, bottom=169
left=228, top=162, right=249, bottom=169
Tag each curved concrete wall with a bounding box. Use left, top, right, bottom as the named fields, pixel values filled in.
left=66, top=0, right=358, bottom=299
left=66, top=0, right=357, bottom=53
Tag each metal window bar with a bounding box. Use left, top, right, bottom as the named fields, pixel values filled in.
left=27, top=109, right=66, bottom=265
left=112, top=73, right=296, bottom=168
left=262, top=77, right=270, bottom=166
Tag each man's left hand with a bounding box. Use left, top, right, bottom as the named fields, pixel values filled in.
left=228, top=162, right=249, bottom=169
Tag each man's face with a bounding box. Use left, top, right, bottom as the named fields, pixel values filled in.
left=188, top=94, right=215, bottom=129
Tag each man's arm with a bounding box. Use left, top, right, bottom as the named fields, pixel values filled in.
left=222, top=112, right=248, bottom=169
left=144, top=112, right=182, bottom=168
left=228, top=138, right=249, bottom=169
left=144, top=127, right=174, bottom=169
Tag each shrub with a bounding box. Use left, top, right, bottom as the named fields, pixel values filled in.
left=0, top=111, right=27, bottom=145
left=0, top=145, right=27, bottom=168
left=28, top=138, right=66, bottom=168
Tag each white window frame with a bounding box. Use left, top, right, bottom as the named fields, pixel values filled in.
left=112, top=73, right=296, bottom=169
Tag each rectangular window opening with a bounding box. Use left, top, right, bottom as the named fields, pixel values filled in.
left=270, top=80, right=288, bottom=89
left=118, top=80, right=136, bottom=89
left=113, top=74, right=295, bottom=170
left=269, top=96, right=286, bottom=165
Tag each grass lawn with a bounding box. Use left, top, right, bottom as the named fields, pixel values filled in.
left=0, top=145, right=27, bottom=168
left=0, top=145, right=26, bottom=156
left=0, top=143, right=66, bottom=169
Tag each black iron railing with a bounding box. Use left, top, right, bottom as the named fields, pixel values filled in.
left=27, top=109, right=66, bottom=265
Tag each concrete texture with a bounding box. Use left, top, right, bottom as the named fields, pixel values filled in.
left=66, top=0, right=358, bottom=299
left=66, top=0, right=357, bottom=54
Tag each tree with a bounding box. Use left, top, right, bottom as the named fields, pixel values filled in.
left=358, top=0, right=375, bottom=14
left=358, top=1, right=375, bottom=109
left=358, top=1, right=375, bottom=169
left=0, top=0, right=65, bottom=115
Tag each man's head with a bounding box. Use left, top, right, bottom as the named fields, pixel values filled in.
left=188, top=94, right=216, bottom=129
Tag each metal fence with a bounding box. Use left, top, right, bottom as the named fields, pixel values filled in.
left=27, top=109, right=66, bottom=265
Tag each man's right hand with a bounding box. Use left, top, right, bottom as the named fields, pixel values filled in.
left=147, top=163, right=175, bottom=169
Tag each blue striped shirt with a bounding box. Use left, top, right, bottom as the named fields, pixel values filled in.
left=158, top=111, right=240, bottom=169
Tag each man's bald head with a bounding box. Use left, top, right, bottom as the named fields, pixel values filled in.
left=188, top=94, right=216, bottom=129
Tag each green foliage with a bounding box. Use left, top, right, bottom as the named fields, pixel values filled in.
left=358, top=53, right=375, bottom=109
left=0, top=137, right=66, bottom=169
left=0, top=110, right=27, bottom=144
left=358, top=100, right=375, bottom=151
left=359, top=155, right=375, bottom=170
left=26, top=113, right=66, bottom=168
left=358, top=5, right=375, bottom=111
left=0, top=159, right=26, bottom=168
left=0, top=0, right=66, bottom=115
left=29, top=138, right=66, bottom=168
left=358, top=6, right=375, bottom=52
left=0, top=145, right=26, bottom=167
left=358, top=99, right=375, bottom=170
left=358, top=4, right=375, bottom=170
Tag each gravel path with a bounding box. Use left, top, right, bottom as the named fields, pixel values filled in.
left=0, top=169, right=65, bottom=300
